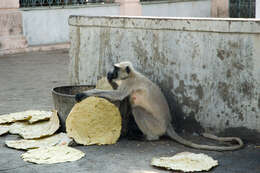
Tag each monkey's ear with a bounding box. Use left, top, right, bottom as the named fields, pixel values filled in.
left=126, top=66, right=131, bottom=74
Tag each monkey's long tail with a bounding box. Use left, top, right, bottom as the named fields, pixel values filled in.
left=167, top=126, right=244, bottom=151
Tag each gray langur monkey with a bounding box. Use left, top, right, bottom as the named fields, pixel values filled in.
left=75, top=61, right=243, bottom=151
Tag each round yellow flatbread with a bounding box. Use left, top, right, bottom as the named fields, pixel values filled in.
left=9, top=110, right=59, bottom=139
left=66, top=97, right=121, bottom=145
left=0, top=110, right=52, bottom=124
left=6, top=133, right=73, bottom=150
left=151, top=152, right=218, bottom=172
left=21, top=146, right=85, bottom=164
left=0, top=124, right=10, bottom=136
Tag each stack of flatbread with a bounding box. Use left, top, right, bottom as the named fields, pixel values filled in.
left=0, top=110, right=84, bottom=164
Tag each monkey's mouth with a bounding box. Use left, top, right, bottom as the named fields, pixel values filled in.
left=120, top=76, right=128, bottom=80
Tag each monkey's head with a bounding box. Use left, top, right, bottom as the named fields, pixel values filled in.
left=107, top=61, right=133, bottom=82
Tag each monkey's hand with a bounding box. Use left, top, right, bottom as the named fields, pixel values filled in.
left=75, top=93, right=88, bottom=103
left=75, top=90, right=100, bottom=102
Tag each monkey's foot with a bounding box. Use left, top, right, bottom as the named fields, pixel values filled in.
left=75, top=93, right=87, bottom=103
left=146, top=135, right=159, bottom=141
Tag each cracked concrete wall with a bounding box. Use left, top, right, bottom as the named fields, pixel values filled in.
left=69, top=16, right=260, bottom=142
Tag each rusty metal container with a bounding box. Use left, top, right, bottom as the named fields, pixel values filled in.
left=52, top=85, right=94, bottom=132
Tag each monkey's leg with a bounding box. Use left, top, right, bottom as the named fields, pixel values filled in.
left=126, top=115, right=145, bottom=140
left=132, top=106, right=166, bottom=141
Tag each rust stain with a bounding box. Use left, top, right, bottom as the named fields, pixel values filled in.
left=217, top=49, right=225, bottom=61
left=191, top=74, right=198, bottom=82
left=226, top=69, right=232, bottom=78
left=218, top=82, right=229, bottom=100
left=195, top=85, right=204, bottom=99
left=238, top=112, right=244, bottom=121
left=218, top=82, right=236, bottom=108
left=175, top=80, right=185, bottom=94
left=230, top=107, right=244, bottom=121
left=132, top=38, right=149, bottom=66
left=218, top=82, right=247, bottom=121
left=258, top=96, right=260, bottom=109
left=191, top=43, right=199, bottom=59
left=151, top=33, right=168, bottom=65
left=228, top=40, right=240, bottom=48
left=241, top=82, right=254, bottom=98
left=74, top=27, right=80, bottom=84
left=99, top=28, right=113, bottom=76
left=175, top=73, right=180, bottom=80
left=232, top=62, right=244, bottom=71
left=175, top=80, right=201, bottom=113
left=160, top=75, right=174, bottom=91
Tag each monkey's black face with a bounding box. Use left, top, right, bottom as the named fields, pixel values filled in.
left=107, top=65, right=131, bottom=82
left=107, top=66, right=119, bottom=82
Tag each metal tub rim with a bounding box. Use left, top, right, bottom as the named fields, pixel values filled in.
left=52, top=85, right=95, bottom=97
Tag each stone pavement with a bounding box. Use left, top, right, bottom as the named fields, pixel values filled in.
left=0, top=50, right=259, bottom=173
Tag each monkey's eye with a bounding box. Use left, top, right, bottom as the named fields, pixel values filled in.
left=126, top=66, right=131, bottom=74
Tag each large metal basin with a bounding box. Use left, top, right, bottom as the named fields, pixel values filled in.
left=52, top=85, right=141, bottom=137
left=52, top=85, right=94, bottom=132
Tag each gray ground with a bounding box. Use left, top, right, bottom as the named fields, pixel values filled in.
left=0, top=50, right=259, bottom=173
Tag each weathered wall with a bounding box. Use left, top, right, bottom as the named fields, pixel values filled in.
left=69, top=16, right=260, bottom=142
left=21, top=5, right=120, bottom=46
left=142, top=0, right=211, bottom=17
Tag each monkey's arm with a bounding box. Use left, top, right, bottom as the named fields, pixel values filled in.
left=108, top=80, right=118, bottom=90
left=75, top=89, right=129, bottom=102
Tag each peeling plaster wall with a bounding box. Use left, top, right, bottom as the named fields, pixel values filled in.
left=69, top=16, right=260, bottom=142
